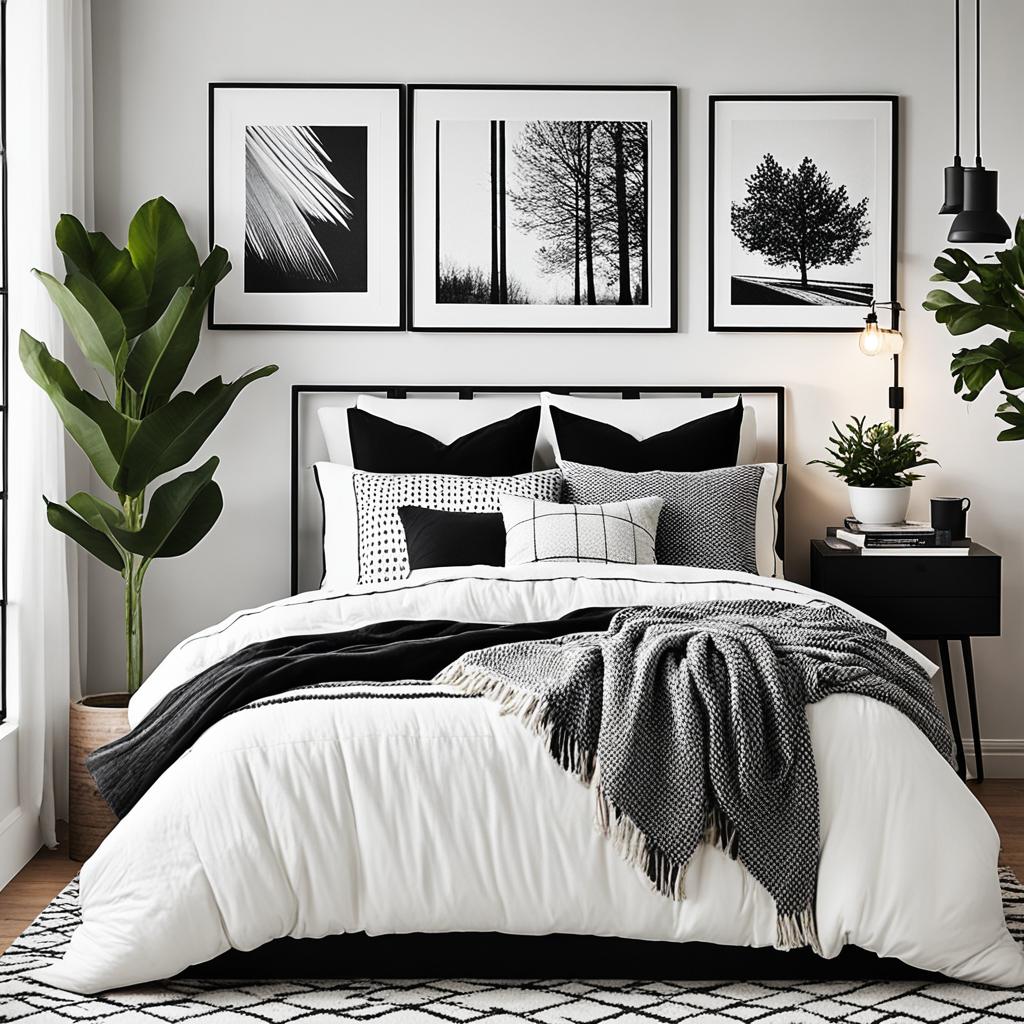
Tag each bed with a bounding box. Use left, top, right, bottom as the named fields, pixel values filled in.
left=35, top=386, right=1024, bottom=994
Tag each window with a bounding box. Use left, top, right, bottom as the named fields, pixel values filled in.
left=0, top=0, right=8, bottom=724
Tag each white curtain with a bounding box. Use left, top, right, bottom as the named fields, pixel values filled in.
left=7, top=0, right=92, bottom=848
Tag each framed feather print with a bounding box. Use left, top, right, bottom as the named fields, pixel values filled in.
left=209, top=84, right=404, bottom=330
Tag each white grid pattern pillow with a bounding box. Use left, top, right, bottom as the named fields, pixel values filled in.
left=500, top=493, right=662, bottom=566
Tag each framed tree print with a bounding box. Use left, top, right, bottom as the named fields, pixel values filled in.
left=209, top=83, right=404, bottom=331
left=409, top=85, right=677, bottom=332
left=709, top=95, right=897, bottom=332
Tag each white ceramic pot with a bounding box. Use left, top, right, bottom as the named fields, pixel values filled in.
left=848, top=485, right=911, bottom=526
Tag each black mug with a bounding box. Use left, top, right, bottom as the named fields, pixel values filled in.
left=931, top=496, right=971, bottom=546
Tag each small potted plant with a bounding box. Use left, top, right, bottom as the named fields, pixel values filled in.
left=809, top=416, right=937, bottom=525
left=21, top=197, right=277, bottom=859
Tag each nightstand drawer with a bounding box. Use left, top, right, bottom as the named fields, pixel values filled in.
left=811, top=549, right=1000, bottom=598
left=839, top=595, right=1001, bottom=638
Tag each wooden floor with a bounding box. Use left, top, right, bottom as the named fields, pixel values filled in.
left=1, top=781, right=1022, bottom=954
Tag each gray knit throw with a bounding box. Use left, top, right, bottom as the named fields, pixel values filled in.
left=436, top=600, right=955, bottom=953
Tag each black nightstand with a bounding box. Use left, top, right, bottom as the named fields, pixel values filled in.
left=810, top=539, right=1001, bottom=781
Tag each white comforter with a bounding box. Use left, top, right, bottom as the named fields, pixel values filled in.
left=37, top=565, right=1024, bottom=992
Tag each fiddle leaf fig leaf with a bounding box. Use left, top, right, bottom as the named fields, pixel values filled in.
left=995, top=391, right=1024, bottom=441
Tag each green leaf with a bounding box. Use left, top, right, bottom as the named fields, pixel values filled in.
left=923, top=289, right=960, bottom=310
left=111, top=457, right=222, bottom=557
left=114, top=364, right=277, bottom=495
left=995, top=391, right=1024, bottom=441
left=946, top=304, right=1024, bottom=336
left=19, top=331, right=130, bottom=489
left=44, top=498, right=125, bottom=571
left=55, top=215, right=149, bottom=337
left=139, top=247, right=231, bottom=412
left=32, top=270, right=117, bottom=376
left=123, top=246, right=231, bottom=414
left=64, top=272, right=127, bottom=371
left=122, top=285, right=192, bottom=400
left=126, top=197, right=199, bottom=330
left=67, top=491, right=127, bottom=540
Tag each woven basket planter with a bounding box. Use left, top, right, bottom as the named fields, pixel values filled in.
left=69, top=692, right=130, bottom=862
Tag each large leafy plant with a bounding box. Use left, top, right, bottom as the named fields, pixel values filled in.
left=20, top=197, right=277, bottom=692
left=808, top=417, right=937, bottom=488
left=923, top=217, right=1024, bottom=441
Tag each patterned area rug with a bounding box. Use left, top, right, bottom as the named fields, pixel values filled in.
left=2, top=871, right=1023, bottom=1023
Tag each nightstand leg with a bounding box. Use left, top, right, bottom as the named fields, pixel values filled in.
left=960, top=638, right=984, bottom=782
left=938, top=639, right=967, bottom=779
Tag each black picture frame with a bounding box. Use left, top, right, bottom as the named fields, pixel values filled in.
left=708, top=94, right=899, bottom=333
left=208, top=82, right=406, bottom=332
left=408, top=84, right=678, bottom=333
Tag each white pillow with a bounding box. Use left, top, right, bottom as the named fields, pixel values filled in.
left=314, top=463, right=562, bottom=589
left=501, top=493, right=663, bottom=567
left=560, top=461, right=784, bottom=579
left=317, top=395, right=539, bottom=464
left=541, top=392, right=758, bottom=466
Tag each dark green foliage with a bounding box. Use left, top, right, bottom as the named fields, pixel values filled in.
left=924, top=217, right=1024, bottom=441
left=808, top=417, right=937, bottom=488
left=21, top=196, right=278, bottom=690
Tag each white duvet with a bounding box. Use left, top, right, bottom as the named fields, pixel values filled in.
left=37, top=565, right=1024, bottom=992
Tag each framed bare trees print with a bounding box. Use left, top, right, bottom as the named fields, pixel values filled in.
left=209, top=84, right=405, bottom=331
left=409, top=85, right=677, bottom=332
left=709, top=95, right=897, bottom=332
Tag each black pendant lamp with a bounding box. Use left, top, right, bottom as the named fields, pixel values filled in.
left=939, top=0, right=963, bottom=214
left=948, top=0, right=1011, bottom=243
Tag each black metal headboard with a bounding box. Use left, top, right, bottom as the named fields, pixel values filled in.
left=291, top=384, right=786, bottom=595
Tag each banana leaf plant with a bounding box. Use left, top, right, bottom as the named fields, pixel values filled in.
left=20, top=197, right=277, bottom=692
left=923, top=217, right=1024, bottom=441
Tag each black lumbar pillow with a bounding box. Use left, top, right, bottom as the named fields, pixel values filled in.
left=398, top=506, right=506, bottom=571
left=549, top=400, right=743, bottom=472
left=347, top=406, right=540, bottom=475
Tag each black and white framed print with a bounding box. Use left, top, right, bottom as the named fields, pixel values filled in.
left=409, top=85, right=677, bottom=332
left=709, top=95, right=897, bottom=332
left=209, top=84, right=404, bottom=331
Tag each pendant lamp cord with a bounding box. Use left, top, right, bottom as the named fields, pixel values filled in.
left=954, top=0, right=960, bottom=159
left=975, top=0, right=982, bottom=165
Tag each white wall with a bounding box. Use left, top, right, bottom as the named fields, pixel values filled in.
left=87, top=0, right=1024, bottom=767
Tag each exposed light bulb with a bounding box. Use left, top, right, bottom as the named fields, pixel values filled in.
left=858, top=319, right=886, bottom=356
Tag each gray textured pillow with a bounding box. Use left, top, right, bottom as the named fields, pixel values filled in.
left=560, top=461, right=771, bottom=576
left=500, top=493, right=663, bottom=566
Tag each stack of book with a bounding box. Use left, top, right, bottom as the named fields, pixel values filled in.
left=828, top=518, right=970, bottom=556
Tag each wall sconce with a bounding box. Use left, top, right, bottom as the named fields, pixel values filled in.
left=857, top=300, right=904, bottom=430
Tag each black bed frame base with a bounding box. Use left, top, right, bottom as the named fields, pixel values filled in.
left=187, top=931, right=936, bottom=983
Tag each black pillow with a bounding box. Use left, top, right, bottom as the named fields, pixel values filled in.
left=549, top=400, right=743, bottom=472
left=348, top=406, right=540, bottom=475
left=398, top=506, right=506, bottom=571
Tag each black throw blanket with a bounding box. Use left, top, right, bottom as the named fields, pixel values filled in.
left=88, top=608, right=618, bottom=819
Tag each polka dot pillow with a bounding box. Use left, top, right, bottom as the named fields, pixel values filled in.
left=314, top=463, right=563, bottom=589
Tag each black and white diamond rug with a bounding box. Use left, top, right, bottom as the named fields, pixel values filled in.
left=3, top=871, right=1023, bottom=1022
